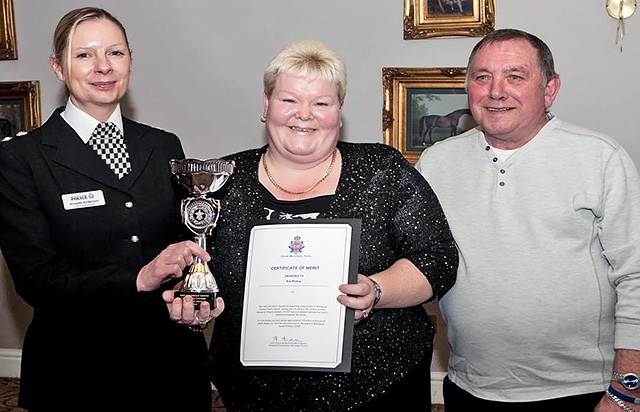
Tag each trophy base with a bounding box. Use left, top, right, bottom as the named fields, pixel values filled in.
left=175, top=290, right=217, bottom=310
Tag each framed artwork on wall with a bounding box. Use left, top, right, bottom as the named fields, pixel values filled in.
left=0, top=81, right=41, bottom=140
left=382, top=67, right=476, bottom=165
left=0, top=0, right=16, bottom=60
left=404, top=0, right=495, bottom=39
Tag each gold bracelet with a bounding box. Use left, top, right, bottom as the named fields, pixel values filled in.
left=607, top=390, right=640, bottom=412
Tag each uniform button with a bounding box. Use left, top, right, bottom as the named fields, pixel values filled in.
left=125, top=201, right=134, bottom=208
left=485, top=146, right=491, bottom=151
left=499, top=182, right=505, bottom=186
left=493, top=157, right=498, bottom=162
left=130, top=235, right=140, bottom=243
left=500, top=169, right=506, bottom=174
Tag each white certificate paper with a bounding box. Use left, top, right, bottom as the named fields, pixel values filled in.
left=240, top=219, right=360, bottom=372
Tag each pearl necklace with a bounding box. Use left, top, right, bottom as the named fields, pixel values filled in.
left=262, top=149, right=337, bottom=195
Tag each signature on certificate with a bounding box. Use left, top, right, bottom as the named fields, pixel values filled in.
left=270, top=335, right=308, bottom=347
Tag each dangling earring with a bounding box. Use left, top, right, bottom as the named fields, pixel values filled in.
left=339, top=121, right=343, bottom=128
left=260, top=115, right=266, bottom=123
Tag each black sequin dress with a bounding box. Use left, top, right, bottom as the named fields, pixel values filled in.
left=208, top=141, right=457, bottom=411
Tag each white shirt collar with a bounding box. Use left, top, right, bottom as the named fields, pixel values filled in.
left=59, top=100, right=124, bottom=144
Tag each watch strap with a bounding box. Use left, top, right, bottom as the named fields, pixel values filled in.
left=369, top=278, right=382, bottom=308
left=608, top=385, right=640, bottom=405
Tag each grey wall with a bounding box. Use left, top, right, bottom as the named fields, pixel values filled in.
left=1, top=0, right=639, bottom=377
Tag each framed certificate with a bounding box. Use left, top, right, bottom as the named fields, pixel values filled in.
left=240, top=219, right=361, bottom=372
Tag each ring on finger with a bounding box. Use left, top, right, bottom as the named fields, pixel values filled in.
left=362, top=310, right=369, bottom=319
left=196, top=316, right=212, bottom=326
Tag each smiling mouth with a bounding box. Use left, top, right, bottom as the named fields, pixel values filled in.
left=289, top=125, right=315, bottom=132
left=487, top=107, right=512, bottom=112
left=92, top=81, right=116, bottom=88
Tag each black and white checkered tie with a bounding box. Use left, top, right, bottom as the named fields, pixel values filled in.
left=88, top=122, right=132, bottom=179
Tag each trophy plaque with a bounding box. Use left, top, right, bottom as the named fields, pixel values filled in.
left=170, top=158, right=234, bottom=309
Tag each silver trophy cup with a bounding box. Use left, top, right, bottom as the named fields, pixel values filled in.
left=170, top=158, right=234, bottom=309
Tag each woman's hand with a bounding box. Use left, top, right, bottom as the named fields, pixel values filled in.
left=337, top=274, right=378, bottom=323
left=337, top=259, right=433, bottom=324
left=136, top=241, right=210, bottom=292
left=162, top=288, right=225, bottom=329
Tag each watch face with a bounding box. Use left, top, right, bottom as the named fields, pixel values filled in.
left=622, top=373, right=640, bottom=390
left=606, top=0, right=638, bottom=19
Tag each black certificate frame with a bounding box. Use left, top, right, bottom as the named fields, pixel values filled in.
left=240, top=218, right=361, bottom=373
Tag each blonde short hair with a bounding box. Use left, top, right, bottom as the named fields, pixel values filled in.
left=263, top=40, right=347, bottom=105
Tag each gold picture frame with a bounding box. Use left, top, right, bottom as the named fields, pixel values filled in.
left=0, top=81, right=41, bottom=139
left=404, top=0, right=495, bottom=39
left=383, top=67, right=476, bottom=165
left=0, top=0, right=16, bottom=60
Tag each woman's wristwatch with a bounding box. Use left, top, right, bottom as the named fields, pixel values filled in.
left=369, top=278, right=382, bottom=308
left=613, top=372, right=640, bottom=391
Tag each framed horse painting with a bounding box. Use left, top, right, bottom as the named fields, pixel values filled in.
left=0, top=0, right=17, bottom=60
left=382, top=67, right=477, bottom=165
left=404, top=0, right=495, bottom=39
